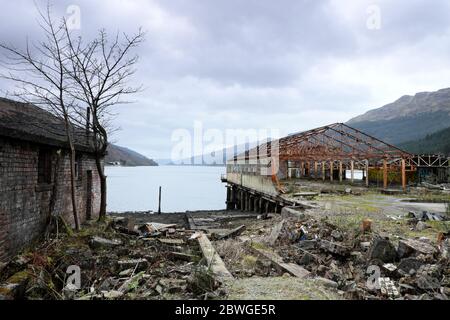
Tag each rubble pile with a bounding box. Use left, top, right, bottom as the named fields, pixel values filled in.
left=0, top=218, right=222, bottom=300
left=265, top=215, right=449, bottom=300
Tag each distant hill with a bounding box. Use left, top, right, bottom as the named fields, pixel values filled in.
left=106, top=144, right=158, bottom=166
left=167, top=141, right=263, bottom=166
left=347, top=88, right=450, bottom=144
left=398, top=126, right=450, bottom=155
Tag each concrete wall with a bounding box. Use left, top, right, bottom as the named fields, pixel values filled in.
left=0, top=136, right=101, bottom=261
left=226, top=172, right=278, bottom=196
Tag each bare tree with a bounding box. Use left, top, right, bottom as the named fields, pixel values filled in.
left=64, top=27, right=145, bottom=220
left=0, top=5, right=81, bottom=230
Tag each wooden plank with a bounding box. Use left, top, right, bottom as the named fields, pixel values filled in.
left=197, top=232, right=234, bottom=280
left=250, top=244, right=310, bottom=278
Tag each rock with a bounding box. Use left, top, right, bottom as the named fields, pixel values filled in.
left=89, top=236, right=122, bottom=249
left=399, top=283, right=416, bottom=295
left=0, top=270, right=31, bottom=299
left=415, top=221, right=428, bottom=231
left=98, top=277, right=119, bottom=291
left=101, top=290, right=124, bottom=299
left=345, top=188, right=352, bottom=194
left=62, top=283, right=79, bottom=299
left=368, top=237, right=397, bottom=263
left=382, top=263, right=397, bottom=273
left=297, top=240, right=317, bottom=250
left=331, top=230, right=343, bottom=241
left=416, top=275, right=441, bottom=290
left=119, top=268, right=134, bottom=277
left=397, top=258, right=423, bottom=274
left=158, top=278, right=187, bottom=294
left=314, top=277, right=339, bottom=288
left=397, top=239, right=438, bottom=258
left=359, top=242, right=371, bottom=251
left=299, top=252, right=316, bottom=265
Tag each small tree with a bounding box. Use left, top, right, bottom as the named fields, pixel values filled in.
left=64, top=27, right=145, bottom=220
left=0, top=5, right=81, bottom=230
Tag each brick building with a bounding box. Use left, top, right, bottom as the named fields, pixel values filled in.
left=0, top=98, right=102, bottom=262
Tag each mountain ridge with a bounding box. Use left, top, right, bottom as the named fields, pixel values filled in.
left=346, top=87, right=450, bottom=144
left=106, top=144, right=158, bottom=166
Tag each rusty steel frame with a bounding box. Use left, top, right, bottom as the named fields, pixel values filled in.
left=234, top=123, right=412, bottom=164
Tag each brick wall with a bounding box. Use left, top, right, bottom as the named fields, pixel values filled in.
left=0, top=136, right=101, bottom=261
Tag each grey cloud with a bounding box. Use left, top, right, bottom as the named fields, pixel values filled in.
left=1, top=0, right=450, bottom=159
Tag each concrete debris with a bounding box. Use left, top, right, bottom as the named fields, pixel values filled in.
left=397, top=239, right=438, bottom=258
left=89, top=236, right=122, bottom=249
left=1, top=206, right=448, bottom=301
left=367, top=237, right=397, bottom=262
left=408, top=211, right=447, bottom=222
left=319, top=239, right=350, bottom=256
left=382, top=263, right=397, bottom=273
left=397, top=258, right=423, bottom=275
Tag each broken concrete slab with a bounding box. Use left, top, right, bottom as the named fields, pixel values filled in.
left=216, top=225, right=246, bottom=240
left=319, top=239, right=351, bottom=256
left=397, top=239, right=438, bottom=258
left=197, top=232, right=233, bottom=281
left=250, top=244, right=310, bottom=278
left=266, top=219, right=286, bottom=245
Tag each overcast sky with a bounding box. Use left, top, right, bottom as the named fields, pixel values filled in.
left=1, top=0, right=450, bottom=159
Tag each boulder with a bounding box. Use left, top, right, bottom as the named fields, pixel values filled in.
left=368, top=237, right=397, bottom=263
left=415, top=221, right=428, bottom=231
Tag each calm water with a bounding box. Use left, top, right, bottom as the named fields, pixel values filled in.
left=105, top=165, right=226, bottom=212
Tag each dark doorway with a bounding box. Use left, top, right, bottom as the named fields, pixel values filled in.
left=86, top=170, right=93, bottom=220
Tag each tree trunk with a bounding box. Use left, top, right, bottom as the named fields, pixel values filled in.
left=69, top=145, right=80, bottom=231
left=95, top=155, right=107, bottom=221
